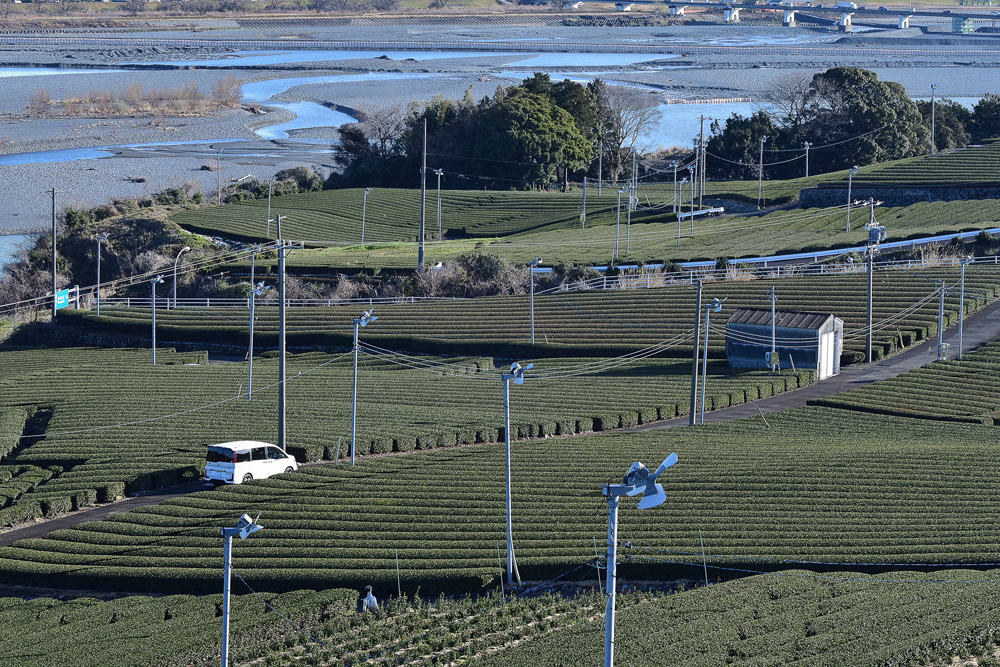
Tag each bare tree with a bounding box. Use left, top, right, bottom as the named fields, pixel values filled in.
left=210, top=75, right=242, bottom=109
left=0, top=0, right=14, bottom=20
left=599, top=84, right=661, bottom=181
left=124, top=0, right=145, bottom=16
left=356, top=103, right=410, bottom=158
left=763, top=74, right=812, bottom=128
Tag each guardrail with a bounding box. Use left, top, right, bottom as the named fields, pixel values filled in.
left=96, top=295, right=469, bottom=309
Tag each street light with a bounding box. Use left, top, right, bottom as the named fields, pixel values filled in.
left=700, top=297, right=726, bottom=424
left=434, top=169, right=444, bottom=241
left=846, top=165, right=860, bottom=232
left=361, top=187, right=372, bottom=244
left=172, top=246, right=191, bottom=309
left=677, top=177, right=688, bottom=247
left=602, top=453, right=678, bottom=667
left=929, top=82, right=938, bottom=155
left=803, top=141, right=812, bottom=178
left=95, top=232, right=109, bottom=317
left=351, top=309, right=377, bottom=467
left=756, top=135, right=768, bottom=209
left=625, top=186, right=633, bottom=255
left=247, top=281, right=270, bottom=400
left=150, top=275, right=164, bottom=365
left=528, top=258, right=541, bottom=345
left=500, top=361, right=531, bottom=586
left=220, top=513, right=263, bottom=667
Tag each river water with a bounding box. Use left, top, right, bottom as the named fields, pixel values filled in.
left=0, top=234, right=33, bottom=275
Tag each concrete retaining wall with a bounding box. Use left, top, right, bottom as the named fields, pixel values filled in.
left=800, top=186, right=1000, bottom=207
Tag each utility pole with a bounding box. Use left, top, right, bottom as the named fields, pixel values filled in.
left=247, top=279, right=268, bottom=400
left=150, top=275, right=164, bottom=365
left=216, top=148, right=224, bottom=206
left=757, top=135, right=767, bottom=209
left=698, top=115, right=707, bottom=209
left=361, top=187, right=371, bottom=244
left=597, top=142, right=603, bottom=196
left=350, top=309, right=377, bottom=467
left=434, top=169, right=444, bottom=241
left=688, top=281, right=703, bottom=426
left=266, top=178, right=273, bottom=237
left=500, top=362, right=529, bottom=587
left=581, top=176, right=587, bottom=229
left=937, top=280, right=946, bottom=361
left=846, top=166, right=859, bottom=232
left=688, top=165, right=696, bottom=236
left=672, top=161, right=678, bottom=214
left=803, top=141, right=812, bottom=178
left=959, top=257, right=972, bottom=359
left=631, top=151, right=638, bottom=209
left=866, top=238, right=874, bottom=364
left=614, top=188, right=623, bottom=259
left=676, top=178, right=685, bottom=247
left=418, top=118, right=427, bottom=268
left=625, top=186, right=632, bottom=255
left=50, top=188, right=56, bottom=321
left=529, top=258, right=541, bottom=344
left=273, top=214, right=288, bottom=451
left=770, top=285, right=776, bottom=373
left=95, top=232, right=108, bottom=317
left=930, top=82, right=938, bottom=155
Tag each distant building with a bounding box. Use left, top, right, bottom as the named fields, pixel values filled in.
left=726, top=308, right=843, bottom=380
left=615, top=2, right=634, bottom=10
left=570, top=1, right=585, bottom=7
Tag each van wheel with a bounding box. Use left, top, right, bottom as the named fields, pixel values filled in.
left=242, top=473, right=253, bottom=483
left=284, top=467, right=294, bottom=474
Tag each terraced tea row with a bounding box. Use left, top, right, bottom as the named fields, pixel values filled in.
left=842, top=139, right=1000, bottom=189
left=76, top=265, right=1000, bottom=361
left=811, top=339, right=1000, bottom=423
left=5, top=408, right=1000, bottom=593
left=0, top=347, right=802, bottom=521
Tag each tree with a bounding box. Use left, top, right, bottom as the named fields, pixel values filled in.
left=917, top=99, right=970, bottom=152
left=762, top=74, right=812, bottom=129
left=705, top=110, right=779, bottom=179
left=210, top=75, right=242, bottom=109
left=124, top=0, right=145, bottom=16
left=970, top=93, right=1000, bottom=142
left=596, top=83, right=661, bottom=181
left=354, top=103, right=410, bottom=159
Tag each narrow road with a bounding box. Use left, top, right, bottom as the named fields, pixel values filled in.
left=0, top=481, right=213, bottom=547
left=634, top=297, right=1000, bottom=430
left=2, top=299, right=998, bottom=545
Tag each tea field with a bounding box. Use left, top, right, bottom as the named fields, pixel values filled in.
left=0, top=346, right=806, bottom=530
left=837, top=138, right=1000, bottom=189
left=4, top=406, right=1000, bottom=593
left=73, top=264, right=1000, bottom=361
left=811, top=338, right=1000, bottom=423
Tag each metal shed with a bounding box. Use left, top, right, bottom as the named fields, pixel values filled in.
left=726, top=308, right=844, bottom=380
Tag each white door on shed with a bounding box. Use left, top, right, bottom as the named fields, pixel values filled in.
left=819, top=331, right=835, bottom=380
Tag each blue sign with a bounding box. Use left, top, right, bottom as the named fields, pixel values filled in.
left=54, top=289, right=70, bottom=310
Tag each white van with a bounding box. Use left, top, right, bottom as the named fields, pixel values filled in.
left=203, top=440, right=298, bottom=485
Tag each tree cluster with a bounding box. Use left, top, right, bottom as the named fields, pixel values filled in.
left=331, top=75, right=660, bottom=190
left=706, top=68, right=1000, bottom=180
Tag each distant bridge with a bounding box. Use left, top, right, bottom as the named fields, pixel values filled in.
left=606, top=0, right=998, bottom=32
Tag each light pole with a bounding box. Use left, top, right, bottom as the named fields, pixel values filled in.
left=418, top=118, right=427, bottom=269
left=361, top=187, right=371, bottom=244
left=220, top=514, right=263, bottom=667
left=603, top=454, right=677, bottom=667
left=528, top=258, right=541, bottom=344
left=247, top=281, right=269, bottom=400
left=581, top=176, right=587, bottom=229
left=672, top=161, right=678, bottom=214
left=266, top=177, right=273, bottom=237
left=150, top=275, right=164, bottom=365
left=216, top=148, right=224, bottom=206
left=936, top=280, right=947, bottom=361
left=756, top=135, right=768, bottom=209
left=930, top=82, right=938, bottom=155
left=50, top=187, right=56, bottom=321
left=95, top=232, right=108, bottom=317
left=700, top=297, right=726, bottom=424
left=803, top=141, right=812, bottom=178
left=500, top=361, right=531, bottom=587
left=613, top=184, right=623, bottom=252
left=959, top=256, right=973, bottom=359
left=351, top=309, right=377, bottom=467
left=688, top=165, right=696, bottom=236
left=864, top=207, right=886, bottom=364
left=625, top=186, right=633, bottom=255
left=434, top=169, right=444, bottom=241
left=271, top=214, right=289, bottom=452
left=172, top=246, right=190, bottom=309
left=846, top=165, right=859, bottom=232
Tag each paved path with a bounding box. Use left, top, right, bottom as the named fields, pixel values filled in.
left=633, top=297, right=1000, bottom=430
left=0, top=481, right=213, bottom=547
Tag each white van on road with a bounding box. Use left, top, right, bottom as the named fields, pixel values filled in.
left=203, top=440, right=298, bottom=485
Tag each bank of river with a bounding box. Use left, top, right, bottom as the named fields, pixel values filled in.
left=0, top=234, right=33, bottom=275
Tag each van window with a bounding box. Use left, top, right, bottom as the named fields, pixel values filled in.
left=235, top=450, right=251, bottom=463
left=251, top=447, right=267, bottom=461
left=266, top=447, right=285, bottom=460
left=206, top=447, right=233, bottom=464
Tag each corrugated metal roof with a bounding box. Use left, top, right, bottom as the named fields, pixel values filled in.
left=727, top=308, right=833, bottom=330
